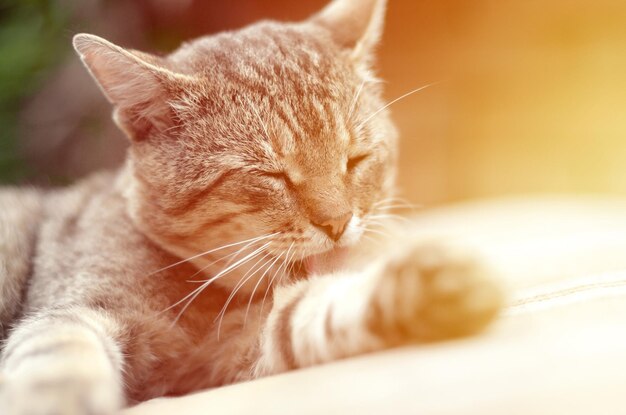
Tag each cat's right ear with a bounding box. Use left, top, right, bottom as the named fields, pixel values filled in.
left=312, top=0, right=387, bottom=65
left=73, top=34, right=195, bottom=141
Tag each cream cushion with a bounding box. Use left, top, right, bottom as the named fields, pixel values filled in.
left=125, top=196, right=626, bottom=414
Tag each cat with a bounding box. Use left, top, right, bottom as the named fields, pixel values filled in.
left=0, top=0, right=502, bottom=413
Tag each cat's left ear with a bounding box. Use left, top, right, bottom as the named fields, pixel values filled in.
left=312, top=0, right=387, bottom=64
left=73, top=34, right=195, bottom=141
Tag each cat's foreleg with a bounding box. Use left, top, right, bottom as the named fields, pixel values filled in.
left=0, top=190, right=43, bottom=337
left=0, top=307, right=124, bottom=415
left=254, top=244, right=503, bottom=376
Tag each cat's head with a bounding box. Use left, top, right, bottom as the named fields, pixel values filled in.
left=74, top=0, right=397, bottom=289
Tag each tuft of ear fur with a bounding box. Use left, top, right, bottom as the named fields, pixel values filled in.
left=73, top=33, right=194, bottom=141
left=312, top=0, right=387, bottom=63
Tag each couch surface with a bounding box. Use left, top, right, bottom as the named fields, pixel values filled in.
left=124, top=196, right=626, bottom=414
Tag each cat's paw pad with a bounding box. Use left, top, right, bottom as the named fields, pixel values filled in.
left=0, top=372, right=122, bottom=415
left=369, top=244, right=503, bottom=343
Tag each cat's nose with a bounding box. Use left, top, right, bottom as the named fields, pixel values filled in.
left=312, top=212, right=353, bottom=242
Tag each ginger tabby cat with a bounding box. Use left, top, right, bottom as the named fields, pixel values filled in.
left=0, top=0, right=501, bottom=413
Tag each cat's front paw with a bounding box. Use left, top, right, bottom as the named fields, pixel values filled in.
left=367, top=244, right=503, bottom=344
left=0, top=370, right=123, bottom=415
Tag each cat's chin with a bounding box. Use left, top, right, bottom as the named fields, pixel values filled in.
left=294, top=247, right=351, bottom=278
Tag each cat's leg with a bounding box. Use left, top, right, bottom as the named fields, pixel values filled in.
left=253, top=244, right=502, bottom=375
left=0, top=190, right=43, bottom=337
left=0, top=307, right=124, bottom=415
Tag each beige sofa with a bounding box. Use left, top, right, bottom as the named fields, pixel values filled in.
left=125, top=196, right=626, bottom=414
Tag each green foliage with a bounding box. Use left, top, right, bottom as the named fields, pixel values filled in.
left=0, top=0, right=69, bottom=183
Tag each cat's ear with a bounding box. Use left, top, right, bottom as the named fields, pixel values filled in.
left=312, top=0, right=387, bottom=63
left=73, top=33, right=194, bottom=141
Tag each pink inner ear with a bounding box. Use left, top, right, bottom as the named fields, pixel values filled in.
left=74, top=34, right=184, bottom=141
left=92, top=57, right=173, bottom=141
left=113, top=103, right=173, bottom=142
left=81, top=48, right=163, bottom=110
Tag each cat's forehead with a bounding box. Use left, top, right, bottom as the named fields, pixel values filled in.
left=173, top=22, right=354, bottom=93
left=172, top=22, right=362, bottom=164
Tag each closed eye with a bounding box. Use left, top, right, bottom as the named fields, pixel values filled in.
left=261, top=170, right=293, bottom=186
left=347, top=154, right=369, bottom=171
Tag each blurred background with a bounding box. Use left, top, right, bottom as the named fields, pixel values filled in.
left=1, top=0, right=625, bottom=206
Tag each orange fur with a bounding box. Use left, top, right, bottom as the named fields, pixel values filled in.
left=0, top=1, right=501, bottom=413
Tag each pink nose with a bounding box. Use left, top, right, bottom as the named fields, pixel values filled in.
left=312, top=212, right=353, bottom=241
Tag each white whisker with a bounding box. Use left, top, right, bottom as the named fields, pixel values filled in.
left=164, top=241, right=273, bottom=326
left=348, top=79, right=367, bottom=120
left=373, top=197, right=420, bottom=209
left=358, top=83, right=437, bottom=127
left=215, top=251, right=272, bottom=339
left=276, top=245, right=298, bottom=288
left=375, top=205, right=420, bottom=213
left=260, top=242, right=295, bottom=315
left=185, top=237, right=267, bottom=282
left=220, top=233, right=272, bottom=269
left=373, top=196, right=414, bottom=204
left=367, top=214, right=412, bottom=225
left=148, top=232, right=279, bottom=276
left=242, top=253, right=279, bottom=327
left=259, top=249, right=294, bottom=315
left=363, top=227, right=393, bottom=240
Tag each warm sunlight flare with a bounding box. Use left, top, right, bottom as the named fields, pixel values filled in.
left=3, top=0, right=625, bottom=205
left=1, top=1, right=625, bottom=414
left=381, top=0, right=626, bottom=204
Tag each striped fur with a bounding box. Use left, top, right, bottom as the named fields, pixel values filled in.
left=254, top=245, right=502, bottom=375
left=0, top=1, right=501, bottom=413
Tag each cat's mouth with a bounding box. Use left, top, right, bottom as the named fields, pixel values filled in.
left=289, top=247, right=351, bottom=280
